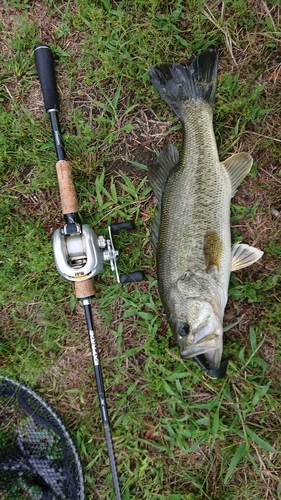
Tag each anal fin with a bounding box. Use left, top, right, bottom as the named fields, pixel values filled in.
left=221, top=152, right=253, bottom=197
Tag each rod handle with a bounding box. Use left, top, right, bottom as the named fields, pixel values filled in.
left=75, top=279, right=95, bottom=299
left=34, top=44, right=60, bottom=112
left=56, top=160, right=79, bottom=215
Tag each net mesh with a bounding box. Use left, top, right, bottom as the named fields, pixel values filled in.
left=0, top=375, right=85, bottom=500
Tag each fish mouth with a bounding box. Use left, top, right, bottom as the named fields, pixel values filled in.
left=181, top=343, right=223, bottom=373
left=194, top=354, right=228, bottom=379
left=180, top=330, right=223, bottom=371
left=181, top=341, right=220, bottom=360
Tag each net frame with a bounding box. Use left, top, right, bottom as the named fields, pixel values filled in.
left=0, top=375, right=85, bottom=500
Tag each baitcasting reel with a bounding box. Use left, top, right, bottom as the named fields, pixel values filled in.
left=53, top=220, right=145, bottom=284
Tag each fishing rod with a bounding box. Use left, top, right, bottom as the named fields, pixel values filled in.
left=34, top=44, right=144, bottom=499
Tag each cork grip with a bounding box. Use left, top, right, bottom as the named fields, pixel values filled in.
left=75, top=279, right=95, bottom=299
left=56, top=160, right=79, bottom=215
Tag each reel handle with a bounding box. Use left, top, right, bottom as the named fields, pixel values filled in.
left=34, top=44, right=60, bottom=112
left=110, top=221, right=135, bottom=233
left=120, top=271, right=146, bottom=283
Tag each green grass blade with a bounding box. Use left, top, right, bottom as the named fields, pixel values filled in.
left=224, top=441, right=247, bottom=484
left=112, top=79, right=122, bottom=109
left=128, top=160, right=149, bottom=171
left=245, top=426, right=279, bottom=454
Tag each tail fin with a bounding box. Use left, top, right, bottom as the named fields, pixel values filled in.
left=148, top=48, right=218, bottom=121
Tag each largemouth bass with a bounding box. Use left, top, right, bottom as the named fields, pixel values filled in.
left=148, top=48, right=263, bottom=378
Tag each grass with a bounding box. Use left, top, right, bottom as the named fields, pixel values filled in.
left=0, top=0, right=281, bottom=499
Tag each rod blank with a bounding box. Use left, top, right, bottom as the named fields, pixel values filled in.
left=83, top=301, right=122, bottom=500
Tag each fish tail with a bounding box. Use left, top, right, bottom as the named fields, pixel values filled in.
left=148, top=48, right=218, bottom=121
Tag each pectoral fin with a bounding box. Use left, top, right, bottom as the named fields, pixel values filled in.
left=204, top=230, right=223, bottom=271
left=231, top=242, right=263, bottom=271
left=221, top=152, right=253, bottom=197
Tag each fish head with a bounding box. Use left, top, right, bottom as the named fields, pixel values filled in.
left=166, top=270, right=226, bottom=371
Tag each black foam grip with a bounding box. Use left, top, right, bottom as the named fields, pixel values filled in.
left=34, top=44, right=60, bottom=112
left=120, top=271, right=146, bottom=283
left=110, top=221, right=135, bottom=233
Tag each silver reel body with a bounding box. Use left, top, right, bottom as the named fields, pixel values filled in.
left=53, top=224, right=119, bottom=282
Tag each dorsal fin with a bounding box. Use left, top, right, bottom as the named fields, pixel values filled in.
left=221, top=152, right=253, bottom=197
left=148, top=144, right=179, bottom=253
left=150, top=210, right=161, bottom=254
left=148, top=144, right=179, bottom=205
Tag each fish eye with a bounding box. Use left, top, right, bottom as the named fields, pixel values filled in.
left=178, top=324, right=190, bottom=337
